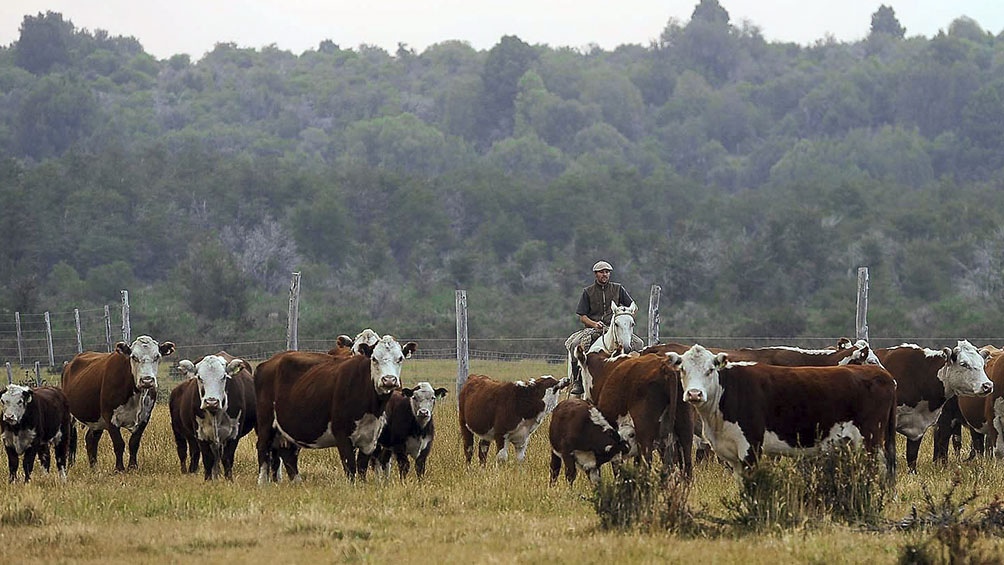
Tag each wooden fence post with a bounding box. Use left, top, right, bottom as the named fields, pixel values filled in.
left=5, top=362, right=11, bottom=385
left=647, top=284, right=661, bottom=347
left=120, top=290, right=131, bottom=343
left=44, top=311, right=54, bottom=367
left=15, top=311, right=23, bottom=366
left=287, top=272, right=301, bottom=351
left=74, top=308, right=83, bottom=354
left=104, top=305, right=112, bottom=352
left=856, top=267, right=869, bottom=342
left=34, top=361, right=41, bottom=386
left=455, top=290, right=469, bottom=399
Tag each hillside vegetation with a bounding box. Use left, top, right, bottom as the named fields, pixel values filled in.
left=2, top=1, right=1004, bottom=352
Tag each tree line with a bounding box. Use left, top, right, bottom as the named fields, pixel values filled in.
left=1, top=1, right=1004, bottom=352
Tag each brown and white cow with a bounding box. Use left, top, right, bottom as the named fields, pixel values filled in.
left=2, top=384, right=72, bottom=483
left=364, top=382, right=448, bottom=480
left=254, top=335, right=416, bottom=483
left=932, top=347, right=1004, bottom=461
left=458, top=374, right=570, bottom=465
left=548, top=398, right=629, bottom=485
left=668, top=344, right=898, bottom=478
left=642, top=339, right=880, bottom=367
left=593, top=352, right=693, bottom=477
left=876, top=340, right=993, bottom=472
left=61, top=336, right=175, bottom=471
left=170, top=352, right=257, bottom=480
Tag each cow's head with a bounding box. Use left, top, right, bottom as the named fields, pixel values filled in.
left=352, top=328, right=381, bottom=356
left=609, top=301, right=638, bottom=352
left=116, top=335, right=175, bottom=390
left=0, top=384, right=32, bottom=426
left=402, top=382, right=448, bottom=428
left=357, top=335, right=417, bottom=394
left=185, top=355, right=244, bottom=413
left=940, top=340, right=993, bottom=397
left=667, top=344, right=729, bottom=406
left=838, top=340, right=884, bottom=367
left=517, top=375, right=570, bottom=415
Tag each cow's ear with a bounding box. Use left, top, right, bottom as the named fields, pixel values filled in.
left=836, top=337, right=852, bottom=349
left=714, top=352, right=729, bottom=369
left=160, top=341, right=176, bottom=357
left=943, top=347, right=955, bottom=362
left=178, top=360, right=196, bottom=379
left=22, top=388, right=32, bottom=404
left=434, top=387, right=448, bottom=399
left=336, top=334, right=353, bottom=347
left=665, top=352, right=682, bottom=367
left=115, top=341, right=131, bottom=356
left=226, top=359, right=244, bottom=377
left=357, top=342, right=374, bottom=357
left=401, top=388, right=415, bottom=398
left=981, top=348, right=992, bottom=360
left=402, top=342, right=417, bottom=359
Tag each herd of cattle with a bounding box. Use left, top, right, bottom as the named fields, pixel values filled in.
left=2, top=326, right=1004, bottom=488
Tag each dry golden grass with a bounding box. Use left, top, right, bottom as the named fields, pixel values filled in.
left=3, top=358, right=1004, bottom=563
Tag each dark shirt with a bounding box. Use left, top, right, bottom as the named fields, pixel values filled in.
left=576, top=282, right=634, bottom=326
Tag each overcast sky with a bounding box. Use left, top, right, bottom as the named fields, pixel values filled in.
left=1, top=1, right=1001, bottom=60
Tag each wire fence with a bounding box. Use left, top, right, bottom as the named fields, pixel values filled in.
left=4, top=303, right=1003, bottom=389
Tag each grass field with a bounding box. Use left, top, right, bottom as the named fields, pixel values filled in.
left=4, top=357, right=1004, bottom=564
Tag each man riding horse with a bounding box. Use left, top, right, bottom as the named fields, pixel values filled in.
left=566, top=260, right=644, bottom=396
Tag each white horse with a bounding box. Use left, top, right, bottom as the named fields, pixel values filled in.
left=565, top=301, right=638, bottom=399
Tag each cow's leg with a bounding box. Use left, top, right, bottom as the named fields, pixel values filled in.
left=562, top=454, right=578, bottom=485
left=905, top=437, right=922, bottom=473
left=409, top=449, right=425, bottom=479
left=255, top=424, right=275, bottom=484
left=354, top=450, right=370, bottom=481
left=67, top=424, right=78, bottom=467
left=478, top=439, right=491, bottom=466
left=6, top=446, right=18, bottom=482
left=37, top=445, right=51, bottom=473
left=126, top=421, right=149, bottom=469
left=549, top=453, right=562, bottom=485
left=495, top=437, right=509, bottom=462
left=335, top=437, right=357, bottom=481
left=967, top=430, right=986, bottom=460
left=199, top=440, right=216, bottom=481
left=278, top=444, right=300, bottom=483
left=461, top=426, right=475, bottom=464
left=106, top=426, right=127, bottom=471
left=222, top=439, right=239, bottom=481
left=932, top=412, right=956, bottom=464
left=188, top=438, right=201, bottom=473
left=54, top=428, right=70, bottom=481
left=84, top=428, right=102, bottom=468
left=396, top=449, right=412, bottom=480
left=376, top=448, right=393, bottom=478
left=172, top=429, right=188, bottom=473
left=22, top=447, right=37, bottom=483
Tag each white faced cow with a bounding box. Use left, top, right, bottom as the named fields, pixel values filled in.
left=170, top=353, right=256, bottom=480
left=61, top=335, right=175, bottom=471
left=364, top=382, right=448, bottom=480
left=877, top=340, right=993, bottom=471
left=1, top=384, right=73, bottom=483
left=668, top=344, right=898, bottom=478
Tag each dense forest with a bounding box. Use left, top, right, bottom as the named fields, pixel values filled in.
left=1, top=1, right=1004, bottom=353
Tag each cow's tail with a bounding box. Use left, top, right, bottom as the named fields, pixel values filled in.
left=884, top=395, right=897, bottom=483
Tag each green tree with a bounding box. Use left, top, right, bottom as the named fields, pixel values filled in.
left=14, top=11, right=75, bottom=74
left=478, top=35, right=538, bottom=146
left=174, top=240, right=249, bottom=321
left=869, top=5, right=905, bottom=39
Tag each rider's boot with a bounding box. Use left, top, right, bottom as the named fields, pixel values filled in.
left=569, top=375, right=584, bottom=396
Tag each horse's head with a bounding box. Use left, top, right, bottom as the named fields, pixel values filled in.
left=606, top=301, right=638, bottom=351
